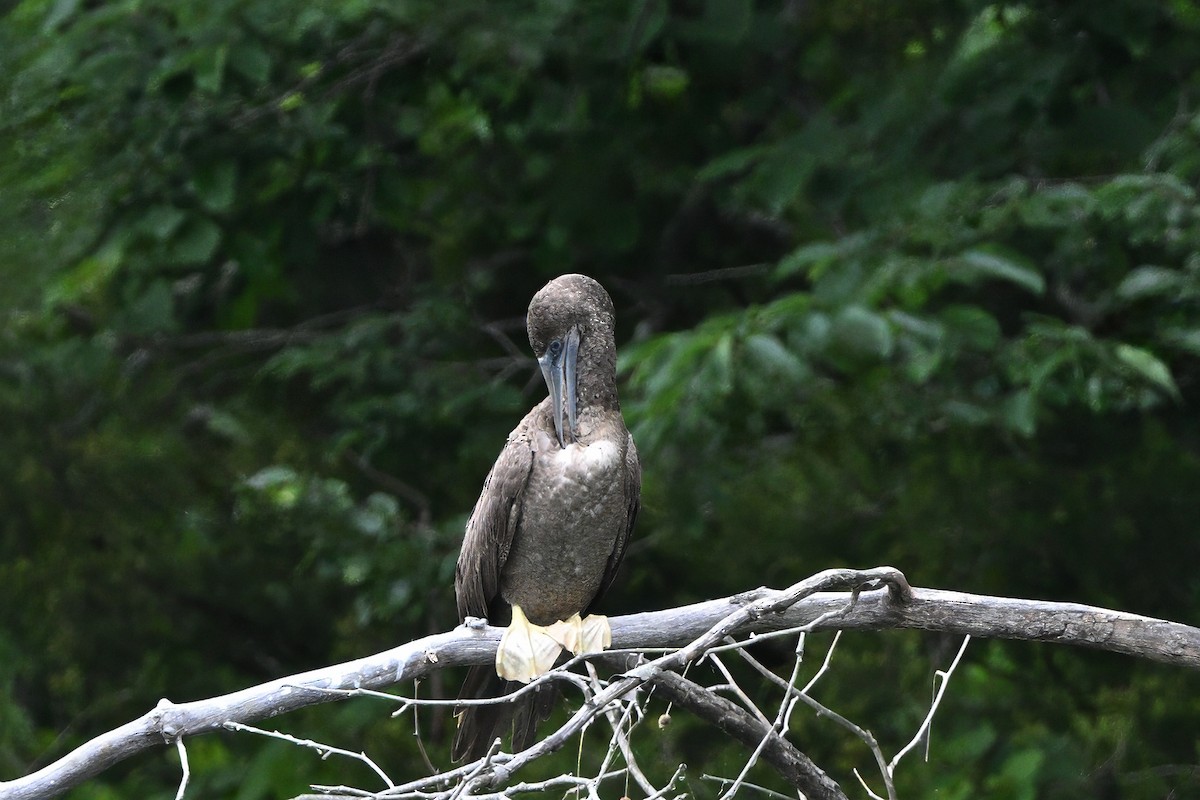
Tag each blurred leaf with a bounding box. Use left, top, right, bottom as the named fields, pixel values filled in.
left=141, top=206, right=188, bottom=241
left=830, top=306, right=894, bottom=360
left=193, top=161, right=238, bottom=213
left=167, top=217, right=222, bottom=265
left=743, top=333, right=808, bottom=384
left=1114, top=343, right=1180, bottom=399
left=229, top=41, right=272, bottom=83
left=1017, top=182, right=1095, bottom=228
left=776, top=241, right=842, bottom=279
left=1115, top=265, right=1182, bottom=300
left=696, top=144, right=769, bottom=182
left=1001, top=389, right=1037, bottom=437
left=939, top=305, right=1001, bottom=350
left=640, top=65, right=689, bottom=100
left=194, top=44, right=228, bottom=94
left=1161, top=328, right=1200, bottom=355
left=956, top=247, right=1046, bottom=295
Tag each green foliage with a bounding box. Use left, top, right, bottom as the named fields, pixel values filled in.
left=3, top=0, right=1200, bottom=796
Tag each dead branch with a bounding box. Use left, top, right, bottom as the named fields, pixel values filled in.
left=647, top=670, right=848, bottom=800
left=4, top=567, right=1200, bottom=800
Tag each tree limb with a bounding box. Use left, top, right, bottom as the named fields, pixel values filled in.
left=647, top=670, right=848, bottom=800
left=4, top=567, right=1199, bottom=800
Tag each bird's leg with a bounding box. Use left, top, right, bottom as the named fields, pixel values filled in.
left=496, top=605, right=565, bottom=683
left=546, top=613, right=611, bottom=655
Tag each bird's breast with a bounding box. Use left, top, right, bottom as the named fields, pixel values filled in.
left=548, top=438, right=621, bottom=481
left=499, top=436, right=630, bottom=625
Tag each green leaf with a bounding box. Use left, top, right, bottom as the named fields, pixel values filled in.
left=193, top=44, right=227, bottom=94
left=711, top=332, right=733, bottom=393
left=942, top=400, right=992, bottom=426
left=1161, top=328, right=1200, bottom=356
left=939, top=305, right=1001, bottom=350
left=903, top=347, right=941, bottom=384
left=957, top=247, right=1046, bottom=295
left=1114, top=343, right=1180, bottom=399
left=244, top=466, right=302, bottom=509
left=204, top=408, right=251, bottom=444
left=622, top=0, right=666, bottom=54
left=888, top=310, right=945, bottom=345
left=47, top=237, right=123, bottom=304
left=140, top=206, right=187, bottom=241
left=41, top=0, right=80, bottom=33
left=278, top=91, right=305, bottom=112
left=193, top=161, right=238, bottom=213
left=229, top=41, right=272, bottom=83
left=1017, top=182, right=1095, bottom=228
left=122, top=280, right=175, bottom=333
left=776, top=241, right=841, bottom=279
left=1115, top=266, right=1181, bottom=300
left=743, top=333, right=808, bottom=383
left=1001, top=390, right=1037, bottom=437
left=167, top=218, right=222, bottom=265
left=831, top=306, right=893, bottom=359
left=696, top=145, right=769, bottom=182
left=641, top=65, right=689, bottom=100
left=754, top=137, right=816, bottom=214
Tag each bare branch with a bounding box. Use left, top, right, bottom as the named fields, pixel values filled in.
left=803, top=629, right=844, bottom=694
left=701, top=773, right=806, bottom=800
left=224, top=722, right=395, bottom=790
left=704, top=653, right=773, bottom=726
left=648, top=670, right=847, bottom=800
left=6, top=567, right=1200, bottom=800
left=585, top=663, right=658, bottom=797
left=715, top=639, right=807, bottom=800
left=173, top=739, right=189, bottom=800
left=888, top=635, right=971, bottom=774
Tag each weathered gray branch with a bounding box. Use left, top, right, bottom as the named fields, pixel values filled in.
left=3, top=568, right=1199, bottom=800
left=647, top=670, right=848, bottom=800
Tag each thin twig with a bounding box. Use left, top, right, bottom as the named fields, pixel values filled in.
left=586, top=663, right=656, bottom=797
left=224, top=722, right=394, bottom=789
left=664, top=264, right=772, bottom=285
left=887, top=635, right=971, bottom=774
left=701, top=774, right=799, bottom=800
left=446, top=739, right=504, bottom=800
left=705, top=653, right=773, bottom=726
left=702, top=603, right=856, bottom=657
left=802, top=630, right=844, bottom=694
left=791, top=684, right=894, bottom=799
left=718, top=634, right=808, bottom=800
left=410, top=680, right=437, bottom=776
left=173, top=739, right=189, bottom=800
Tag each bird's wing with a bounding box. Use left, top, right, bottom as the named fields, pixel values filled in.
left=455, top=411, right=538, bottom=622
left=591, top=430, right=641, bottom=607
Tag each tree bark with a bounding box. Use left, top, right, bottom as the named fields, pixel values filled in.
left=3, top=568, right=1198, bottom=800
left=648, top=670, right=848, bottom=800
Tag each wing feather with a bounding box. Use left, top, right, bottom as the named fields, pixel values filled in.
left=455, top=415, right=537, bottom=622
left=590, top=430, right=641, bottom=609
left=453, top=410, right=543, bottom=763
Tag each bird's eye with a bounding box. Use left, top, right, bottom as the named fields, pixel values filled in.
left=547, top=340, right=563, bottom=356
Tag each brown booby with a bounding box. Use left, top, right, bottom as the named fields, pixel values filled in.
left=452, top=274, right=641, bottom=761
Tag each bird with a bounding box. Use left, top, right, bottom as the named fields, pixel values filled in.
left=451, top=273, right=641, bottom=762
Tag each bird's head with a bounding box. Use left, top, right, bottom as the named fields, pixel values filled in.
left=527, top=274, right=616, bottom=447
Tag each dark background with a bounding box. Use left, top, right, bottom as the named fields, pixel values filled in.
left=3, top=1, right=1200, bottom=797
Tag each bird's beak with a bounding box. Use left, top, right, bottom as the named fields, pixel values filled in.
left=538, top=327, right=580, bottom=447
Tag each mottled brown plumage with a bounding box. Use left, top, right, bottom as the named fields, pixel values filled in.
left=452, top=274, right=640, bottom=761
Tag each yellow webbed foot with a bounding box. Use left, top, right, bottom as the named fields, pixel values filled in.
left=546, top=613, right=611, bottom=656
left=577, top=613, right=612, bottom=654
left=496, top=605, right=564, bottom=683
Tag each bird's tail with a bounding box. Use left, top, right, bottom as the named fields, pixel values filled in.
left=451, top=666, right=557, bottom=762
